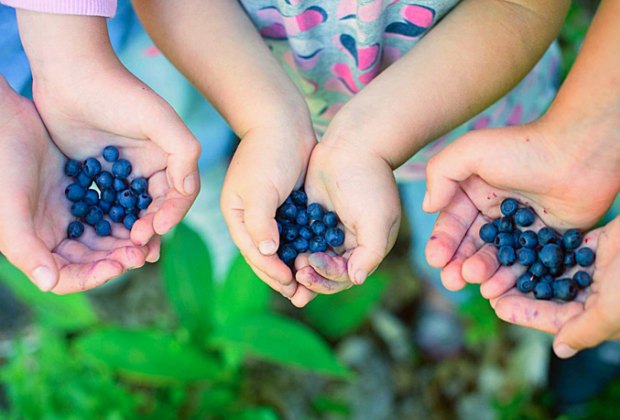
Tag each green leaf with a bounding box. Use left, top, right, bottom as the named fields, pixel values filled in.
left=211, top=314, right=352, bottom=379
left=303, top=271, right=389, bottom=339
left=74, top=327, right=221, bottom=385
left=161, top=223, right=215, bottom=336
left=0, top=258, right=98, bottom=330
left=215, top=253, right=271, bottom=326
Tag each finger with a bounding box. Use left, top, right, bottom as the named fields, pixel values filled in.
left=307, top=252, right=350, bottom=282
left=462, top=244, right=499, bottom=285
left=552, top=307, right=612, bottom=358
left=425, top=188, right=478, bottom=269
left=290, top=285, right=317, bottom=308
left=55, top=240, right=147, bottom=270
left=145, top=235, right=162, bottom=263
left=295, top=266, right=353, bottom=294
left=242, top=188, right=280, bottom=256
left=224, top=207, right=293, bottom=285
left=479, top=263, right=527, bottom=300
left=439, top=228, right=480, bottom=291
left=144, top=99, right=201, bottom=196
left=52, top=258, right=124, bottom=294
left=153, top=194, right=195, bottom=236
left=0, top=197, right=58, bottom=291
left=493, top=293, right=583, bottom=334
left=247, top=259, right=297, bottom=298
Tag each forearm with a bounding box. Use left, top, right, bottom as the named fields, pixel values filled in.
left=16, top=9, right=119, bottom=84
left=1, top=0, right=116, bottom=17
left=132, top=0, right=311, bottom=137
left=325, top=0, right=568, bottom=169
left=542, top=0, right=620, bottom=170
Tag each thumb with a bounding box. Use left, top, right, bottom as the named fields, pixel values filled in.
left=553, top=308, right=611, bottom=359
left=243, top=188, right=280, bottom=256
left=0, top=201, right=58, bottom=291
left=145, top=99, right=202, bottom=196
left=347, top=215, right=399, bottom=286
left=424, top=131, right=489, bottom=213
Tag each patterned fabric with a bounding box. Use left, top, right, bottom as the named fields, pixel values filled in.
left=0, top=0, right=116, bottom=17
left=239, top=0, right=560, bottom=181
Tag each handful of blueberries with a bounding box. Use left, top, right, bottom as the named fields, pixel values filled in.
left=64, top=146, right=152, bottom=239
left=276, top=190, right=345, bottom=267
left=479, top=198, right=595, bottom=301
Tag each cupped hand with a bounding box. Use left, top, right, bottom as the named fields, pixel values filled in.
left=0, top=77, right=153, bottom=293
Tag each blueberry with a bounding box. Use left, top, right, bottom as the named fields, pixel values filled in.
left=292, top=237, right=309, bottom=253
left=573, top=271, right=592, bottom=289
left=323, top=211, right=338, bottom=228
left=533, top=281, right=553, bottom=300
left=517, top=248, right=537, bottom=266
left=277, top=222, right=282, bottom=234
left=575, top=247, right=595, bottom=267
left=519, top=230, right=538, bottom=248
left=500, top=198, right=519, bottom=217
left=278, top=244, right=297, bottom=264
left=130, top=177, right=148, bottom=194
left=123, top=214, right=138, bottom=230
left=111, top=159, right=132, bottom=179
left=309, top=236, right=327, bottom=253
left=497, top=216, right=514, bottom=233
left=538, top=227, right=559, bottom=245
left=100, top=188, right=116, bottom=203
left=95, top=220, right=112, bottom=237
left=291, top=190, right=308, bottom=206
left=76, top=171, right=93, bottom=188
left=307, top=203, right=325, bottom=221
left=563, top=251, right=576, bottom=268
left=84, top=189, right=99, bottom=206
left=494, top=232, right=515, bottom=247
left=113, top=178, right=128, bottom=192
left=118, top=189, right=137, bottom=209
left=529, top=261, right=548, bottom=277
left=541, top=274, right=554, bottom=283
left=64, top=159, right=82, bottom=177
left=137, top=193, right=152, bottom=210
left=277, top=203, right=297, bottom=221
left=514, top=207, right=535, bottom=227
left=516, top=273, right=535, bottom=293
left=94, top=171, right=112, bottom=189
left=497, top=246, right=516, bottom=266
left=67, top=221, right=85, bottom=239
left=325, top=227, right=345, bottom=247
left=549, top=264, right=565, bottom=277
left=479, top=223, right=498, bottom=243
left=109, top=206, right=125, bottom=223
left=71, top=201, right=88, bottom=218
left=102, top=146, right=120, bottom=162
left=98, top=200, right=111, bottom=214
left=85, top=207, right=103, bottom=226
left=65, top=183, right=86, bottom=202
left=83, top=157, right=102, bottom=178
left=553, top=278, right=578, bottom=301
left=311, top=220, right=327, bottom=236
left=513, top=230, right=522, bottom=248
left=282, top=224, right=299, bottom=242
left=539, top=243, right=564, bottom=268
left=295, top=209, right=309, bottom=226
left=299, top=226, right=313, bottom=240
left=562, top=229, right=583, bottom=250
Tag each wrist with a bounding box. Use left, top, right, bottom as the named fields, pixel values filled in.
left=16, top=9, right=118, bottom=85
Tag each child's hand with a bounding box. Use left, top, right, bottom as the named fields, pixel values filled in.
left=292, top=129, right=401, bottom=307
left=18, top=10, right=201, bottom=248
left=423, top=122, right=620, bottom=291
left=0, top=77, right=154, bottom=293
left=221, top=124, right=316, bottom=300
left=488, top=217, right=620, bottom=359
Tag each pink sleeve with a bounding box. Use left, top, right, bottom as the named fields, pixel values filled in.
left=0, top=0, right=117, bottom=17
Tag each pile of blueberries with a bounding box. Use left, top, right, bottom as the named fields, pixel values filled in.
left=276, top=190, right=345, bottom=267
left=479, top=198, right=595, bottom=301
left=64, top=146, right=151, bottom=239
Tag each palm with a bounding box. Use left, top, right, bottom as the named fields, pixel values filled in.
left=3, top=98, right=152, bottom=294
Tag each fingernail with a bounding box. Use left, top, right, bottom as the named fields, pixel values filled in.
left=554, top=343, right=578, bottom=359
left=183, top=172, right=199, bottom=195
left=422, top=191, right=430, bottom=211
left=32, top=266, right=56, bottom=292
left=258, top=240, right=277, bottom=255
left=354, top=270, right=367, bottom=285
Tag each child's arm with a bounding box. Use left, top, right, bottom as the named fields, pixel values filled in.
left=16, top=9, right=201, bottom=249
left=295, top=0, right=569, bottom=295
left=134, top=0, right=318, bottom=299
